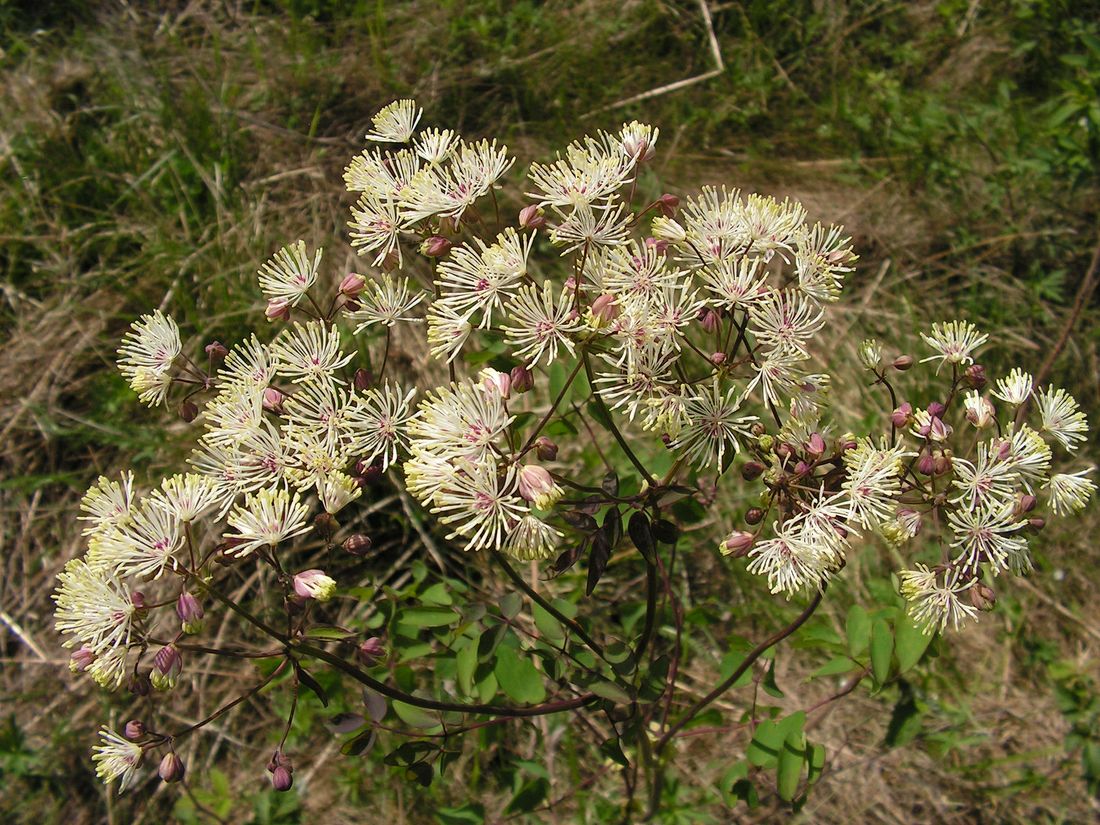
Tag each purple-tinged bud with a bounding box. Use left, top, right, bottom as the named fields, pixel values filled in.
left=130, top=591, right=147, bottom=610
left=342, top=296, right=361, bottom=312
left=535, top=436, right=558, bottom=462
left=644, top=237, right=669, bottom=254
left=314, top=512, right=338, bottom=543
left=517, top=465, right=563, bottom=509
left=128, top=672, right=151, bottom=696
left=699, top=308, right=720, bottom=334
left=927, top=401, right=946, bottom=419
left=354, top=368, right=373, bottom=392
left=124, top=720, right=146, bottom=741
left=969, top=582, right=996, bottom=611
left=720, top=530, right=754, bottom=557
left=176, top=591, right=205, bottom=635
left=272, top=765, right=293, bottom=792
left=928, top=416, right=953, bottom=442
left=151, top=645, right=182, bottom=691
left=1027, top=517, right=1046, bottom=533
left=794, top=460, right=812, bottom=476
left=841, top=436, right=858, bottom=452
left=205, top=340, right=229, bottom=362
left=892, top=355, right=914, bottom=371
left=917, top=452, right=935, bottom=476
left=342, top=534, right=373, bottom=556
left=357, top=461, right=384, bottom=485
left=265, top=298, right=292, bottom=322
left=805, top=433, right=826, bottom=458
left=509, top=365, right=534, bottom=394
left=1016, top=494, right=1037, bottom=515
left=933, top=452, right=952, bottom=476
left=776, top=443, right=793, bottom=460
left=656, top=193, right=680, bottom=217
left=261, top=387, right=285, bottom=414
left=379, top=250, right=401, bottom=272
left=710, top=351, right=727, bottom=366
left=965, top=395, right=995, bottom=429
left=660, top=433, right=672, bottom=446
left=588, top=293, right=620, bottom=328
left=159, top=752, right=185, bottom=783
left=178, top=400, right=199, bottom=423
left=891, top=402, right=913, bottom=429
left=741, top=461, right=765, bottom=481
left=70, top=646, right=95, bottom=674
left=358, top=636, right=386, bottom=666
left=480, top=368, right=511, bottom=400
left=339, top=272, right=367, bottom=297
left=897, top=508, right=922, bottom=537
left=419, top=235, right=452, bottom=258
left=518, top=204, right=546, bottom=229
left=745, top=507, right=765, bottom=526
left=964, top=364, right=987, bottom=390
left=293, top=569, right=336, bottom=603
left=996, top=440, right=1013, bottom=462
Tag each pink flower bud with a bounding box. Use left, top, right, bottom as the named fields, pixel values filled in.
left=741, top=461, right=765, bottom=481
left=339, top=272, right=367, bottom=297
left=178, top=400, right=199, bottom=423
left=794, top=460, right=812, bottom=476
left=509, top=365, right=534, bottom=394
left=927, top=401, right=946, bottom=419
left=805, top=433, right=826, bottom=458
left=293, top=569, right=336, bottom=603
left=519, top=204, right=546, bottom=229
left=358, top=636, right=386, bottom=666
left=272, top=765, right=293, bottom=792
left=354, top=368, right=373, bottom=392
left=721, top=531, right=754, bottom=557
left=159, top=752, right=185, bottom=783
left=265, top=298, right=292, bottom=322
left=480, top=368, right=511, bottom=400
left=130, top=591, right=147, bottom=610
left=1017, top=494, right=1037, bottom=514
left=124, top=720, right=146, bottom=740
left=969, top=582, right=996, bottom=611
left=262, top=387, right=286, bottom=414
left=644, top=237, right=669, bottom=254
left=917, top=452, right=935, bottom=476
left=928, top=416, right=952, bottom=442
left=745, top=508, right=765, bottom=525
left=342, top=533, right=373, bottom=555
left=699, top=308, right=720, bottom=333
left=419, top=235, right=452, bottom=258
left=656, top=194, right=680, bottom=218
left=1027, top=517, right=1046, bottom=533
left=588, top=293, right=620, bottom=327
left=151, top=645, right=182, bottom=691
left=890, top=402, right=913, bottom=429
left=517, top=465, right=562, bottom=510
left=933, top=452, right=952, bottom=476
left=964, top=364, right=987, bottom=389
left=176, top=591, right=204, bottom=635
left=205, top=340, right=229, bottom=362
left=892, top=355, right=914, bottom=371
left=710, top=351, right=727, bottom=366
left=535, top=436, right=558, bottom=462
left=996, top=440, right=1013, bottom=461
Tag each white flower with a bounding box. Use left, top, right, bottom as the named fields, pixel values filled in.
left=946, top=501, right=1027, bottom=575
left=346, top=382, right=418, bottom=470
left=257, top=241, right=321, bottom=306
left=749, top=290, right=825, bottom=356
left=670, top=381, right=757, bottom=470
left=857, top=339, right=881, bottom=370
left=217, top=334, right=276, bottom=391
left=963, top=391, right=995, bottom=429
left=293, top=569, right=337, bottom=602
left=502, top=515, right=562, bottom=561
left=365, top=99, right=422, bottom=143
left=79, top=472, right=135, bottom=536
left=617, top=120, right=659, bottom=164
left=1045, top=469, right=1096, bottom=516
left=501, top=280, right=583, bottom=367
left=991, top=368, right=1033, bottom=406
left=224, top=487, right=312, bottom=556
left=414, top=127, right=459, bottom=164
left=1035, top=385, right=1088, bottom=452
left=117, top=310, right=181, bottom=406
left=92, top=727, right=144, bottom=791
left=431, top=460, right=528, bottom=552
left=426, top=302, right=474, bottom=364
left=919, top=320, right=988, bottom=372
left=950, top=442, right=1019, bottom=510
left=794, top=222, right=855, bottom=303
left=316, top=472, right=362, bottom=515
left=995, top=424, right=1051, bottom=490
left=841, top=438, right=909, bottom=529
left=746, top=346, right=808, bottom=408
left=282, top=377, right=353, bottom=456
left=344, top=147, right=421, bottom=196
left=527, top=139, right=632, bottom=209
left=900, top=564, right=979, bottom=634
left=549, top=203, right=630, bottom=254
left=436, top=229, right=533, bottom=327
left=88, top=499, right=183, bottom=580
left=53, top=560, right=137, bottom=689
left=746, top=521, right=830, bottom=598
left=401, top=139, right=514, bottom=224
left=406, top=379, right=512, bottom=465
left=150, top=473, right=220, bottom=522
left=271, top=321, right=354, bottom=383
left=348, top=193, right=405, bottom=267
left=346, top=274, right=426, bottom=331
left=697, top=257, right=769, bottom=308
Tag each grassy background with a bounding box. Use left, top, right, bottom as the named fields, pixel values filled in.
left=1, top=0, right=1099, bottom=822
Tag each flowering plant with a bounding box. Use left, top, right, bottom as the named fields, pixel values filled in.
left=56, top=99, right=1094, bottom=815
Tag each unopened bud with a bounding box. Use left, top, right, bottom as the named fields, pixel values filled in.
left=891, top=402, right=913, bottom=429
left=293, top=569, right=337, bottom=603
left=339, top=272, right=367, bottom=297
left=776, top=443, right=793, bottom=460
left=342, top=533, right=373, bottom=556
left=928, top=416, right=953, bottom=442
left=1016, top=494, right=1037, bottom=515
left=517, top=465, right=563, bottom=510
left=178, top=400, right=199, bottom=423
left=130, top=590, right=147, bottom=610
left=644, top=237, right=669, bottom=254
left=741, top=461, right=765, bottom=481
left=70, top=646, right=96, bottom=674
left=964, top=364, right=987, bottom=389
left=480, top=368, right=511, bottom=400
left=379, top=249, right=401, bottom=272
left=699, top=308, right=720, bottom=333
left=710, top=351, right=726, bottom=366
left=205, top=341, right=229, bottom=362
left=419, top=235, right=452, bottom=258
left=518, top=204, right=546, bottom=229
left=124, top=720, right=146, bottom=740
left=965, top=395, right=995, bottom=429
left=358, top=636, right=386, bottom=666
left=587, top=293, right=620, bottom=328
left=933, top=452, right=952, bottom=476
left=509, top=365, right=534, bottom=394
left=272, top=765, right=293, bottom=792
left=128, top=672, right=151, bottom=697
left=535, top=436, right=558, bottom=462
left=892, top=355, right=914, bottom=371
left=751, top=422, right=767, bottom=437
left=805, top=433, right=826, bottom=458
left=656, top=193, right=680, bottom=217
left=1027, top=517, right=1046, bottom=533
left=917, top=452, right=935, bottom=476
left=151, top=645, right=182, bottom=691
left=794, top=460, right=812, bottom=476
left=745, top=507, right=765, bottom=526
left=757, top=434, right=774, bottom=452
left=969, top=582, right=996, bottom=611
left=354, top=368, right=373, bottom=392
left=357, top=461, right=384, bottom=485
left=265, top=298, right=292, bottom=322
left=720, top=530, right=754, bottom=557
left=176, top=591, right=205, bottom=635
left=262, top=388, right=285, bottom=414
left=159, top=752, right=185, bottom=783
left=927, top=401, right=946, bottom=419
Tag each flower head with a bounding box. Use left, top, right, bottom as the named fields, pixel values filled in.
left=92, top=727, right=144, bottom=791
left=365, top=99, right=422, bottom=143
left=919, top=320, right=988, bottom=373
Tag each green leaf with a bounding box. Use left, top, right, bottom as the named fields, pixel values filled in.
left=435, top=803, right=486, bottom=825
left=419, top=583, right=454, bottom=606
left=846, top=605, right=871, bottom=658
left=494, top=646, right=546, bottom=704
left=600, top=737, right=630, bottom=768
left=532, top=602, right=563, bottom=642
left=806, top=743, right=825, bottom=785
left=296, top=666, right=329, bottom=707
left=401, top=607, right=460, bottom=627
left=870, top=619, right=893, bottom=685
left=456, top=637, right=478, bottom=697
left=303, top=625, right=355, bottom=640
left=776, top=731, right=805, bottom=802
left=500, top=592, right=523, bottom=620
left=894, top=609, right=933, bottom=674
left=588, top=680, right=633, bottom=704
left=747, top=720, right=784, bottom=767
left=762, top=661, right=784, bottom=698
left=340, top=728, right=376, bottom=757
left=884, top=683, right=923, bottom=747
left=811, top=656, right=858, bottom=679
left=505, top=777, right=550, bottom=815
left=393, top=701, right=442, bottom=730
